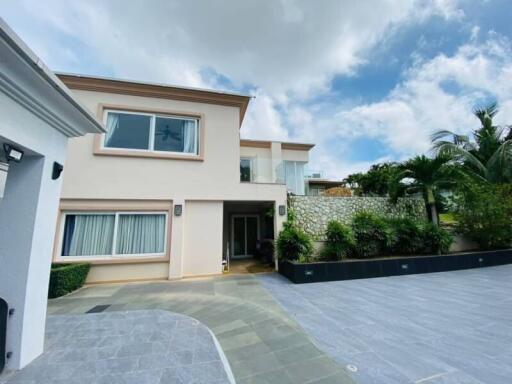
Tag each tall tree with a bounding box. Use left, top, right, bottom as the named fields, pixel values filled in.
left=431, top=103, right=512, bottom=183
left=343, top=162, right=400, bottom=196
left=391, top=155, right=456, bottom=226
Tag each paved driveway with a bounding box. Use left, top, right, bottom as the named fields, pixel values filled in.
left=258, top=265, right=512, bottom=384
left=45, top=275, right=354, bottom=384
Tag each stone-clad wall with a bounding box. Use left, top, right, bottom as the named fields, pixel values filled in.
left=290, top=196, right=427, bottom=239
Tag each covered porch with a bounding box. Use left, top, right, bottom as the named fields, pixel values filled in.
left=223, top=201, right=278, bottom=273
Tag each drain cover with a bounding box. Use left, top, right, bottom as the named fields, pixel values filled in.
left=346, top=364, right=358, bottom=372
left=86, top=305, right=110, bottom=313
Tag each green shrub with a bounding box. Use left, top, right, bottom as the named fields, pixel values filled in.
left=257, top=239, right=274, bottom=264
left=351, top=212, right=390, bottom=258
left=48, top=263, right=90, bottom=299
left=277, top=224, right=313, bottom=263
left=320, top=221, right=355, bottom=261
left=387, top=218, right=424, bottom=255
left=454, top=183, right=512, bottom=250
left=421, top=223, right=453, bottom=254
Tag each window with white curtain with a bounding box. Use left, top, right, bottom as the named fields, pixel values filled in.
left=60, top=212, right=167, bottom=259
left=284, top=161, right=306, bottom=195
left=104, top=110, right=199, bottom=155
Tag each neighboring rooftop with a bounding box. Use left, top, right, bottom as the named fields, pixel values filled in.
left=240, top=138, right=315, bottom=151
left=57, top=72, right=252, bottom=126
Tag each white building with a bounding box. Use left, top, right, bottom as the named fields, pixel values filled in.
left=52, top=74, right=315, bottom=283
left=0, top=19, right=104, bottom=372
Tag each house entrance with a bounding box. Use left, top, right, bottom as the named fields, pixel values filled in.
left=231, top=214, right=259, bottom=258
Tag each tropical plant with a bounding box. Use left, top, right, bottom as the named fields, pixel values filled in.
left=320, top=221, right=355, bottom=261
left=454, top=183, right=512, bottom=250
left=390, top=155, right=457, bottom=226
left=351, top=212, right=391, bottom=258
left=431, top=103, right=512, bottom=183
left=420, top=223, right=453, bottom=254
left=386, top=218, right=424, bottom=255
left=343, top=162, right=401, bottom=196
left=276, top=224, right=314, bottom=262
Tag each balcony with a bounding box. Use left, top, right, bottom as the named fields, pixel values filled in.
left=240, top=157, right=307, bottom=195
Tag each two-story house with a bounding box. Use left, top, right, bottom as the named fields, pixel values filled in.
left=53, top=74, right=314, bottom=283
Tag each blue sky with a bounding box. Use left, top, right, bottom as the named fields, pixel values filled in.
left=2, top=0, right=512, bottom=178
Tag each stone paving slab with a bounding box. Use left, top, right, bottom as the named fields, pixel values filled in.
left=258, top=265, right=512, bottom=384
left=30, top=275, right=354, bottom=384
left=0, top=310, right=234, bottom=384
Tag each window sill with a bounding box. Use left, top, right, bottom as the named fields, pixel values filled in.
left=94, top=147, right=204, bottom=161
left=53, top=256, right=170, bottom=265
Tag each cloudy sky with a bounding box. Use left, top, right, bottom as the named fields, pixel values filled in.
left=2, top=0, right=511, bottom=179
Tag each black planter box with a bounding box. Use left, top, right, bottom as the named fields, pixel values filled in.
left=278, top=249, right=512, bottom=284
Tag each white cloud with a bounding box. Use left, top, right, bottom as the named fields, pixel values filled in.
left=1, top=0, right=476, bottom=180
left=4, top=0, right=463, bottom=97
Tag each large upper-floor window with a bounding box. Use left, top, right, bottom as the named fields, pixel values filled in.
left=104, top=110, right=199, bottom=155
left=58, top=211, right=167, bottom=260
left=284, top=161, right=306, bottom=195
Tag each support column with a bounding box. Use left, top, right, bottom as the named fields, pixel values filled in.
left=0, top=155, right=61, bottom=370
left=273, top=200, right=287, bottom=271
left=168, top=198, right=185, bottom=279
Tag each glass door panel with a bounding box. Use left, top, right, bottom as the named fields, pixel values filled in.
left=246, top=217, right=258, bottom=256
left=233, top=217, right=245, bottom=257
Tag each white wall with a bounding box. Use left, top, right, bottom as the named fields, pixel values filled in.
left=183, top=201, right=224, bottom=276
left=0, top=92, right=68, bottom=370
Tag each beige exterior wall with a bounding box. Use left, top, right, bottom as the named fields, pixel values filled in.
left=55, top=88, right=293, bottom=282
left=62, top=90, right=286, bottom=201
left=183, top=201, right=224, bottom=277
left=240, top=142, right=310, bottom=184
left=86, top=262, right=169, bottom=284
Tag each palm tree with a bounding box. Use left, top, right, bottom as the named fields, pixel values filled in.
left=390, top=155, right=456, bottom=226
left=431, top=103, right=512, bottom=183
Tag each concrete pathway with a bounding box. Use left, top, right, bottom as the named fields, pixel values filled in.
left=45, top=275, right=354, bottom=384
left=1, top=310, right=234, bottom=384
left=258, top=265, right=512, bottom=384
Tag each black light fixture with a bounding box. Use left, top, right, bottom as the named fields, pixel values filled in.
left=279, top=205, right=286, bottom=216
left=174, top=204, right=183, bottom=216
left=3, top=143, right=24, bottom=163
left=52, top=162, right=64, bottom=180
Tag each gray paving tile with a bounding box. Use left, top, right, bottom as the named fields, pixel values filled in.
left=2, top=310, right=231, bottom=384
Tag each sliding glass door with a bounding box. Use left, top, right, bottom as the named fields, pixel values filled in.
left=231, top=215, right=260, bottom=258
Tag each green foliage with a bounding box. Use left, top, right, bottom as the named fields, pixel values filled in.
left=48, top=263, right=90, bottom=299
left=343, top=162, right=401, bottom=196
left=454, top=183, right=512, bottom=250
left=431, top=102, right=512, bottom=183
left=389, top=154, right=458, bottom=226
left=387, top=218, right=424, bottom=255
left=277, top=224, right=314, bottom=262
left=421, top=223, right=453, bottom=254
left=351, top=212, right=391, bottom=258
left=320, top=221, right=355, bottom=261
left=257, top=239, right=275, bottom=264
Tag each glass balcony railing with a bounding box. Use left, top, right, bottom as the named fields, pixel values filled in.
left=240, top=158, right=307, bottom=195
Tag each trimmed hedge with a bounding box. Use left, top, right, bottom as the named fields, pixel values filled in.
left=48, top=263, right=90, bottom=298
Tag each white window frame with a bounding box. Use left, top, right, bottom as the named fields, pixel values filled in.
left=240, top=157, right=254, bottom=182
left=102, top=109, right=200, bottom=156
left=57, top=211, right=169, bottom=262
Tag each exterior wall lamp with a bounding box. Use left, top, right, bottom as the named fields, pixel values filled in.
left=174, top=204, right=183, bottom=216
left=3, top=143, right=24, bottom=163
